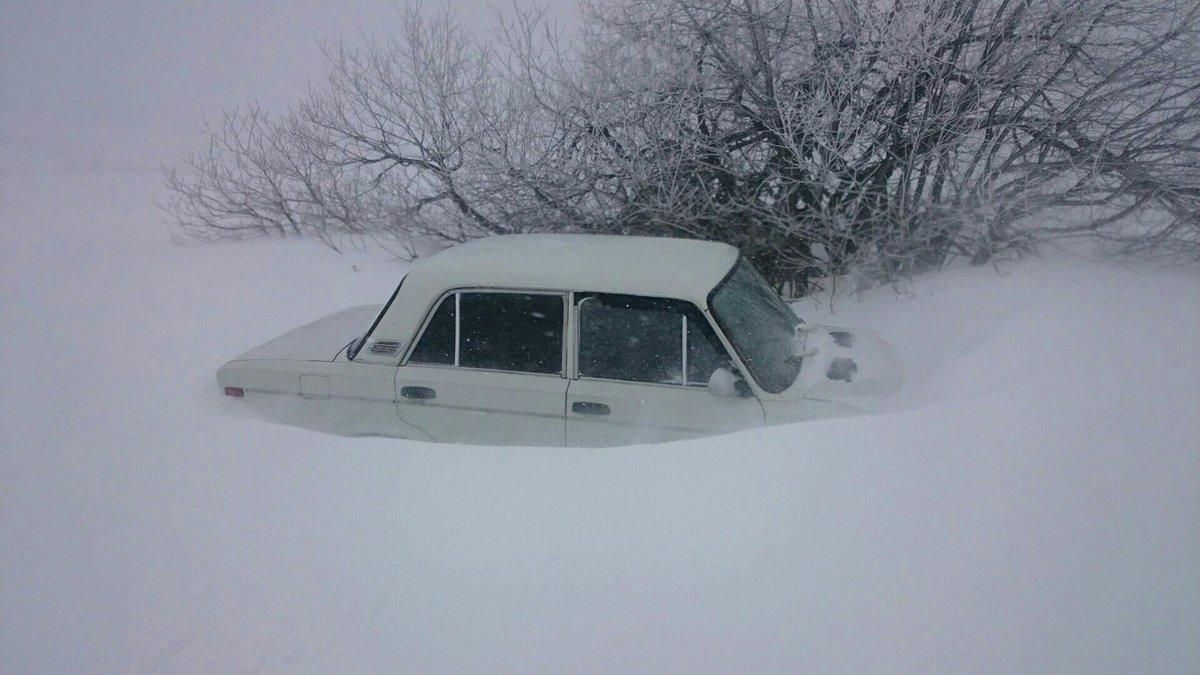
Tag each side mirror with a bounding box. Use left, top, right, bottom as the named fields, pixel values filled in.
left=708, top=367, right=752, bottom=398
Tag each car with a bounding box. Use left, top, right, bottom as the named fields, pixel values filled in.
left=217, top=234, right=901, bottom=446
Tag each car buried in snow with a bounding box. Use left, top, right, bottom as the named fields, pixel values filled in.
left=218, top=234, right=901, bottom=446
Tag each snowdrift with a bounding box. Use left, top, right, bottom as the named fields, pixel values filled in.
left=2, top=162, right=1197, bottom=672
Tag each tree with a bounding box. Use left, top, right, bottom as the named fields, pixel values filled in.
left=166, top=0, right=1200, bottom=293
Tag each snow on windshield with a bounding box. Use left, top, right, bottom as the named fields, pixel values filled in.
left=710, top=259, right=802, bottom=393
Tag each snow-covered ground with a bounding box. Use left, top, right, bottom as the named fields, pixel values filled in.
left=5, top=3, right=1198, bottom=670
left=3, top=139, right=1199, bottom=672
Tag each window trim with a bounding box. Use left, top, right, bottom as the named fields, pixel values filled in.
left=705, top=255, right=800, bottom=395
left=402, top=287, right=569, bottom=378
left=347, top=274, right=407, bottom=361
left=570, top=291, right=736, bottom=389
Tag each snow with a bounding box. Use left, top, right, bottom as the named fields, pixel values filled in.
left=3, top=141, right=1199, bottom=673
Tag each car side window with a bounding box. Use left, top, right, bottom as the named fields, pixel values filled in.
left=408, top=291, right=564, bottom=375
left=460, top=293, right=563, bottom=373
left=407, top=295, right=456, bottom=365
left=577, top=294, right=731, bottom=386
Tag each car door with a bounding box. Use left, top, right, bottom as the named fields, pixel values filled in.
left=395, top=289, right=569, bottom=446
left=566, top=293, right=764, bottom=447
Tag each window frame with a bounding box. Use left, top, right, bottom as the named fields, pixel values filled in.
left=347, top=274, right=407, bottom=362
left=570, top=291, right=737, bottom=390
left=706, top=255, right=802, bottom=395
left=402, top=287, right=569, bottom=378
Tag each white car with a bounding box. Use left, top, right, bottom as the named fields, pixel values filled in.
left=218, top=235, right=901, bottom=446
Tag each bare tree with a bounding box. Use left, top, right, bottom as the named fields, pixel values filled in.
left=165, top=0, right=1200, bottom=293
left=166, top=9, right=552, bottom=254
left=552, top=0, right=1200, bottom=287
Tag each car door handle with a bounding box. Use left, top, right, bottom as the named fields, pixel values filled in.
left=572, top=401, right=610, bottom=416
left=400, top=386, right=436, bottom=400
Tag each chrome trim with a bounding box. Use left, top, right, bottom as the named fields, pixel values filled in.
left=369, top=340, right=404, bottom=356
left=402, top=287, right=568, bottom=377
left=401, top=286, right=751, bottom=392
left=575, top=376, right=709, bottom=392
left=349, top=273, right=407, bottom=362
left=570, top=292, right=741, bottom=390
left=237, top=387, right=564, bottom=420
left=570, top=294, right=597, bottom=380
left=453, top=292, right=461, bottom=366
left=238, top=387, right=396, bottom=404
left=681, top=314, right=689, bottom=386
left=395, top=399, right=565, bottom=419
left=397, top=362, right=568, bottom=380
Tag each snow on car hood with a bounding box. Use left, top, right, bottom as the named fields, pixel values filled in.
left=787, top=324, right=903, bottom=407
left=232, top=305, right=381, bottom=362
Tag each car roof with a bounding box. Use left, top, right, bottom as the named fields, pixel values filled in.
left=405, top=234, right=740, bottom=303
left=359, top=234, right=741, bottom=358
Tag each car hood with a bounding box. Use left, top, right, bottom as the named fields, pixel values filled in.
left=783, top=324, right=903, bottom=408
left=232, top=305, right=381, bottom=362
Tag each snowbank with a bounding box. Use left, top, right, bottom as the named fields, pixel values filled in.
left=2, top=162, right=1197, bottom=672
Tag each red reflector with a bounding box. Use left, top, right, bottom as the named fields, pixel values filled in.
left=224, top=387, right=245, bottom=398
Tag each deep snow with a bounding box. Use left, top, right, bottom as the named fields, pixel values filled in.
left=3, top=154, right=1199, bottom=672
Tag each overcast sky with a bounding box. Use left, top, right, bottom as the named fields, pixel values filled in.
left=0, top=1, right=578, bottom=171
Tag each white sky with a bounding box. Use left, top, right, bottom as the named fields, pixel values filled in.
left=0, top=1, right=579, bottom=170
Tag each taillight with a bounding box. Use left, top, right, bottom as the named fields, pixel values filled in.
left=224, top=387, right=245, bottom=398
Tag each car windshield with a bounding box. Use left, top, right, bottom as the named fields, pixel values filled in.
left=709, top=259, right=802, bottom=393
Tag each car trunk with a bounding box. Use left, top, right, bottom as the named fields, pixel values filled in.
left=232, top=305, right=381, bottom=362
